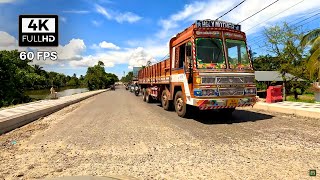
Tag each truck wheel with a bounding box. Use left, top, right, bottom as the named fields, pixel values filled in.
left=161, top=90, right=172, bottom=111
left=146, top=91, right=152, bottom=103
left=142, top=88, right=146, bottom=101
left=174, top=91, right=190, bottom=118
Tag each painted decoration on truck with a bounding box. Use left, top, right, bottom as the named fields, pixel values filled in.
left=196, top=20, right=241, bottom=31
left=197, top=63, right=226, bottom=69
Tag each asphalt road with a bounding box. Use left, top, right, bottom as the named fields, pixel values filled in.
left=0, top=86, right=319, bottom=180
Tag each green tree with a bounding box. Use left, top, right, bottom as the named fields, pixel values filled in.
left=98, top=61, right=105, bottom=66
left=0, top=50, right=90, bottom=107
left=67, top=73, right=80, bottom=86
left=253, top=55, right=280, bottom=71
left=264, top=22, right=308, bottom=100
left=121, top=71, right=133, bottom=83
left=300, top=29, right=320, bottom=81
left=0, top=50, right=32, bottom=107
left=84, top=61, right=118, bottom=90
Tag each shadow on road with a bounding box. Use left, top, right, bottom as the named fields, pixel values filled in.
left=191, top=109, right=274, bottom=125
left=133, top=93, right=273, bottom=125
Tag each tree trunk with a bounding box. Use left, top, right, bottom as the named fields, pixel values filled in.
left=283, top=81, right=286, bottom=101
left=294, top=90, right=298, bottom=100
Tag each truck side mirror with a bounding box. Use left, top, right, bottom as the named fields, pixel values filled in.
left=186, top=45, right=192, bottom=57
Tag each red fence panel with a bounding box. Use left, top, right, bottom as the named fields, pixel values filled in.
left=266, top=85, right=283, bottom=103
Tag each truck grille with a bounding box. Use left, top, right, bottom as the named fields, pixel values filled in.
left=219, top=88, right=244, bottom=96
left=216, top=77, right=244, bottom=84
left=201, top=77, right=216, bottom=84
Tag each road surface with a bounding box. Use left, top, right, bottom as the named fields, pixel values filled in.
left=0, top=86, right=319, bottom=179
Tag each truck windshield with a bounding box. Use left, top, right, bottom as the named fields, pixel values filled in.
left=226, top=39, right=251, bottom=70
left=195, top=38, right=226, bottom=69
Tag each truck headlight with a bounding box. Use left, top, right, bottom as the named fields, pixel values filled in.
left=244, top=88, right=256, bottom=95
left=201, top=89, right=219, bottom=96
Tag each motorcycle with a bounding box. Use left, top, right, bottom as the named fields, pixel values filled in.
left=130, top=85, right=135, bottom=93
left=134, top=85, right=140, bottom=96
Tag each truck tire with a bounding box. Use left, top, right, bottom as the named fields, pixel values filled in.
left=161, top=90, right=172, bottom=111
left=146, top=91, right=152, bottom=103
left=142, top=88, right=146, bottom=101
left=174, top=91, right=191, bottom=118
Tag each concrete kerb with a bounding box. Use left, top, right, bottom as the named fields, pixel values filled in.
left=253, top=102, right=320, bottom=119
left=0, top=90, right=106, bottom=135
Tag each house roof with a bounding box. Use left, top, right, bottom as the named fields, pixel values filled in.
left=255, top=71, right=305, bottom=82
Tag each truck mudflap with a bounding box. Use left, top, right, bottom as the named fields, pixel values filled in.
left=196, top=97, right=257, bottom=110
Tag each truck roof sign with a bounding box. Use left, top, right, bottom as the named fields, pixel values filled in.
left=195, top=20, right=241, bottom=31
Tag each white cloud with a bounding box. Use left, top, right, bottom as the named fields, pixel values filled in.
left=114, top=12, right=142, bottom=23
left=92, top=20, right=102, bottom=27
left=69, top=47, right=156, bottom=69
left=99, top=41, right=120, bottom=50
left=0, top=31, right=16, bottom=47
left=60, top=17, right=67, bottom=23
left=56, top=39, right=86, bottom=60
left=62, top=10, right=90, bottom=14
left=95, top=4, right=142, bottom=23
left=69, top=55, right=115, bottom=68
left=0, top=31, right=26, bottom=51
left=29, top=39, right=86, bottom=66
left=0, top=31, right=86, bottom=67
left=90, top=44, right=100, bottom=50
left=0, top=0, right=15, bottom=3
left=127, top=47, right=156, bottom=68
left=156, top=0, right=320, bottom=38
left=96, top=4, right=111, bottom=18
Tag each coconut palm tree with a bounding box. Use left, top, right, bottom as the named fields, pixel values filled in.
left=300, top=29, right=320, bottom=81
left=33, top=64, right=43, bottom=75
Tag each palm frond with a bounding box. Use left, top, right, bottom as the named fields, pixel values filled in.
left=300, top=29, right=320, bottom=47
left=307, top=48, right=320, bottom=79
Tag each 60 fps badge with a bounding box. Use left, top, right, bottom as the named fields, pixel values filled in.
left=19, top=15, right=58, bottom=46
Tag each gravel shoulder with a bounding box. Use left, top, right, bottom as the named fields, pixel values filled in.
left=0, top=87, right=319, bottom=180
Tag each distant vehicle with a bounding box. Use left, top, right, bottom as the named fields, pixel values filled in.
left=110, top=85, right=115, bottom=91
left=134, top=83, right=140, bottom=96
left=130, top=85, right=135, bottom=93
left=137, top=19, right=257, bottom=118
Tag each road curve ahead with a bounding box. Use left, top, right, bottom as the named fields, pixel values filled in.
left=0, top=86, right=319, bottom=180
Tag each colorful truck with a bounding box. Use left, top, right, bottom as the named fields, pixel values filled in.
left=138, top=19, right=257, bottom=118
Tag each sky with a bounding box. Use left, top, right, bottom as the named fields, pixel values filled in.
left=0, top=0, right=319, bottom=78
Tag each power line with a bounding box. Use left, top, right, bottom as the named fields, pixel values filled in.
left=248, top=9, right=320, bottom=43
left=237, top=0, right=280, bottom=24
left=151, top=53, right=169, bottom=65
left=249, top=11, right=320, bottom=46
left=244, top=0, right=304, bottom=32
left=287, top=8, right=320, bottom=24
left=215, top=0, right=247, bottom=20
left=250, top=23, right=317, bottom=52
left=290, top=11, right=320, bottom=27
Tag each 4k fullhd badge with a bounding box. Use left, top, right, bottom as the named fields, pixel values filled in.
left=19, top=15, right=58, bottom=46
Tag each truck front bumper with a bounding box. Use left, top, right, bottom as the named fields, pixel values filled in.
left=195, top=96, right=257, bottom=110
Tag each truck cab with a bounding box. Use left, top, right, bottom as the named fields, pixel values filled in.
left=138, top=20, right=257, bottom=118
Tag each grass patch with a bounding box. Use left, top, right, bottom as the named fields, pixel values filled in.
left=286, top=94, right=315, bottom=103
